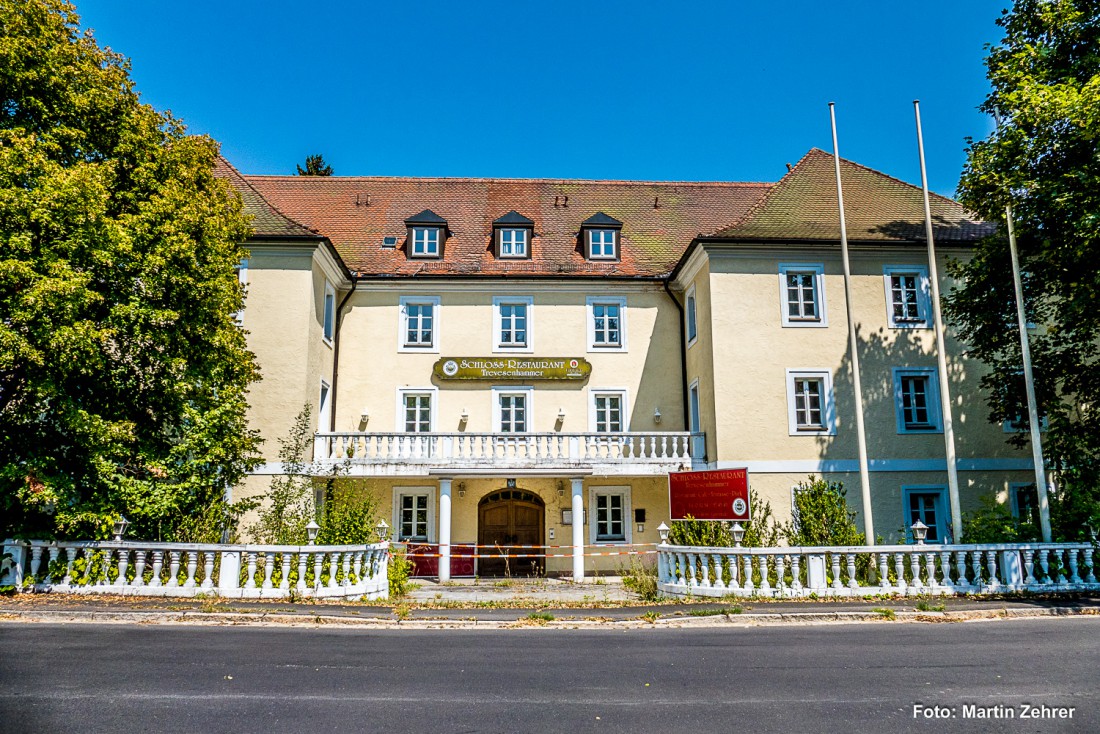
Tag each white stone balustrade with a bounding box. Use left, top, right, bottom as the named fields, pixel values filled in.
left=312, top=431, right=705, bottom=475
left=1, top=539, right=390, bottom=600
left=656, top=542, right=1098, bottom=599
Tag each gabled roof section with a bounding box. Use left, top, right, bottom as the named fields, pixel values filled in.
left=404, top=209, right=448, bottom=226
left=212, top=157, right=320, bottom=239
left=710, top=148, right=994, bottom=243
left=581, top=212, right=623, bottom=228
left=493, top=210, right=535, bottom=226
left=243, top=174, right=771, bottom=278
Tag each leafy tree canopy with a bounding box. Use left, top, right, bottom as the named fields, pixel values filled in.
left=0, top=0, right=261, bottom=541
left=296, top=154, right=333, bottom=176
left=947, top=0, right=1100, bottom=538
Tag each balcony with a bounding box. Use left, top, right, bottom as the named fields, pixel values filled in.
left=312, top=431, right=706, bottom=476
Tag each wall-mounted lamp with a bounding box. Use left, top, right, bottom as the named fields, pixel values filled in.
left=360, top=409, right=370, bottom=424
left=557, top=408, right=566, bottom=420
left=653, top=408, right=662, bottom=424
left=459, top=408, right=469, bottom=428
left=458, top=482, right=466, bottom=498
left=556, top=480, right=564, bottom=497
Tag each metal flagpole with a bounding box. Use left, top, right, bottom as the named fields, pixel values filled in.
left=829, top=102, right=875, bottom=545
left=1004, top=203, right=1053, bottom=542
left=913, top=100, right=963, bottom=543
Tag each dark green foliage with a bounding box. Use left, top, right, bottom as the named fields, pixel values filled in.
left=961, top=496, right=1042, bottom=544
left=947, top=0, right=1100, bottom=539
left=783, top=476, right=865, bottom=547
left=0, top=0, right=260, bottom=540
left=296, top=154, right=333, bottom=176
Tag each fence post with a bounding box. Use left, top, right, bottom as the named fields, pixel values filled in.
left=219, top=550, right=241, bottom=594
left=1000, top=549, right=1024, bottom=590
left=806, top=552, right=827, bottom=592
left=2, top=540, right=26, bottom=590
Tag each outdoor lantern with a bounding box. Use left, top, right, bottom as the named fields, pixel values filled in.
left=112, top=515, right=130, bottom=542
left=911, top=519, right=929, bottom=545
left=653, top=408, right=662, bottom=424
left=657, top=522, right=670, bottom=544
left=731, top=521, right=745, bottom=548
left=306, top=520, right=320, bottom=545
left=375, top=519, right=390, bottom=543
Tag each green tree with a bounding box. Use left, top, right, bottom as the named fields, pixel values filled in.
left=783, top=476, right=864, bottom=547
left=0, top=0, right=260, bottom=541
left=947, top=0, right=1100, bottom=538
left=296, top=154, right=333, bottom=176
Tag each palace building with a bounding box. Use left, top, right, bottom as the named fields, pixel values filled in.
left=219, top=148, right=1035, bottom=579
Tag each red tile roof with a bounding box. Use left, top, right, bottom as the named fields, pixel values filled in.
left=213, top=157, right=321, bottom=239
left=242, top=174, right=772, bottom=278
left=712, top=148, right=993, bottom=243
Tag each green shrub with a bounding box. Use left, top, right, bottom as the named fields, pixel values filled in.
left=316, top=481, right=380, bottom=545
left=784, top=476, right=864, bottom=547
left=387, top=547, right=413, bottom=598
left=961, top=495, right=1040, bottom=543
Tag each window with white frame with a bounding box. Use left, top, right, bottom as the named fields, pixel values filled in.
left=394, top=488, right=434, bottom=542
left=398, top=296, right=440, bottom=351
left=499, top=228, right=528, bottom=258
left=902, top=486, right=949, bottom=543
left=410, top=227, right=440, bottom=257
left=493, top=387, right=532, bottom=432
left=322, top=281, right=336, bottom=343
left=591, top=390, right=627, bottom=432
left=588, top=229, right=617, bottom=259
left=786, top=369, right=835, bottom=435
left=883, top=266, right=931, bottom=328
left=397, top=389, right=435, bottom=433
left=587, top=297, right=626, bottom=350
left=892, top=367, right=942, bottom=433
left=1009, top=483, right=1040, bottom=527
left=590, top=488, right=630, bottom=543
left=493, top=296, right=533, bottom=351
left=685, top=285, right=698, bottom=346
left=779, top=263, right=826, bottom=327
left=318, top=380, right=331, bottom=433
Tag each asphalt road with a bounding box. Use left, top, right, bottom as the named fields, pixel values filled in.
left=1, top=619, right=1097, bottom=734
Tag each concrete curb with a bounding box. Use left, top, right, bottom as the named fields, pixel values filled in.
left=1, top=605, right=1097, bottom=629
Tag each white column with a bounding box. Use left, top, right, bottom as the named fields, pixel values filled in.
left=571, top=477, right=585, bottom=582
left=438, top=478, right=452, bottom=583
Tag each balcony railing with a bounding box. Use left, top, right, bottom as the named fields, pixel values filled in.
left=313, top=431, right=705, bottom=472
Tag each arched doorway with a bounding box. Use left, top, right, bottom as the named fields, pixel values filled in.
left=478, top=489, right=545, bottom=577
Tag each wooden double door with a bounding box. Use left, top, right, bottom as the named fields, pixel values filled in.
left=477, top=490, right=545, bottom=577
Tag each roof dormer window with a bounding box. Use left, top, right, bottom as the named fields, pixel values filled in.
left=581, top=212, right=622, bottom=261
left=404, top=209, right=448, bottom=259
left=492, top=211, right=534, bottom=259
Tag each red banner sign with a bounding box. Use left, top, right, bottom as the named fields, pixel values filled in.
left=668, top=469, right=750, bottom=521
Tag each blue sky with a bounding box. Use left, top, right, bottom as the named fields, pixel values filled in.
left=76, top=1, right=1005, bottom=196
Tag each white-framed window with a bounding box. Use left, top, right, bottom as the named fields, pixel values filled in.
left=685, top=284, right=698, bottom=347
left=233, top=258, right=249, bottom=325
left=318, top=380, right=331, bottom=433
left=499, top=228, right=528, bottom=258
left=410, top=227, right=441, bottom=257
left=396, top=388, right=437, bottom=432
left=892, top=367, right=942, bottom=433
left=393, top=487, right=435, bottom=542
left=398, top=296, right=440, bottom=352
left=492, top=386, right=533, bottom=432
left=322, top=280, right=336, bottom=344
left=590, top=487, right=631, bottom=543
left=1009, top=482, right=1040, bottom=526
left=883, top=265, right=931, bottom=328
left=588, top=229, right=617, bottom=259
left=688, top=379, right=701, bottom=433
left=586, top=296, right=627, bottom=351
left=778, top=263, right=827, bottom=327
left=590, top=389, right=628, bottom=433
left=786, top=369, right=836, bottom=436
left=902, top=486, right=950, bottom=544
left=492, top=296, right=533, bottom=352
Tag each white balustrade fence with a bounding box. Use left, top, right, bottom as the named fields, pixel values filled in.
left=657, top=542, right=1099, bottom=598
left=313, top=431, right=702, bottom=468
left=1, top=539, right=390, bottom=600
